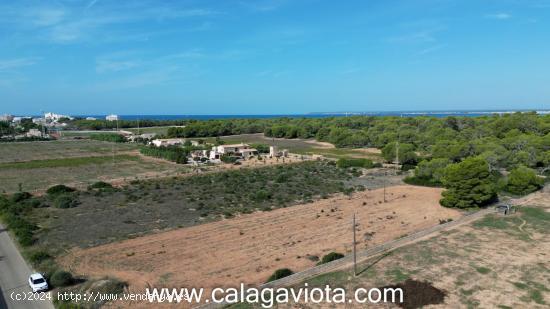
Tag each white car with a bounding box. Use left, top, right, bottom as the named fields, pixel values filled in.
left=28, top=273, right=48, bottom=292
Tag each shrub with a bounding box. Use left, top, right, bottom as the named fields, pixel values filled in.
left=3, top=212, right=37, bottom=247
left=88, top=181, right=114, bottom=190
left=251, top=143, right=270, bottom=154
left=26, top=198, right=44, bottom=208
left=46, top=185, right=75, bottom=196
left=53, top=194, right=79, bottom=209
left=28, top=250, right=52, bottom=264
left=505, top=166, right=544, bottom=196
left=336, top=158, right=374, bottom=169
left=50, top=270, right=74, bottom=287
left=318, top=252, right=345, bottom=265
left=11, top=192, right=32, bottom=203
left=221, top=155, right=239, bottom=164
left=90, top=278, right=128, bottom=295
left=267, top=268, right=294, bottom=282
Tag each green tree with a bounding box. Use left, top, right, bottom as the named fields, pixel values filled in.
left=414, top=158, right=450, bottom=183
left=505, top=166, right=544, bottom=196
left=440, top=157, right=498, bottom=208
left=382, top=142, right=418, bottom=165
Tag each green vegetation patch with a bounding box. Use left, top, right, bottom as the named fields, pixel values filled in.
left=267, top=268, right=294, bottom=282
left=30, top=161, right=358, bottom=249
left=0, top=155, right=139, bottom=170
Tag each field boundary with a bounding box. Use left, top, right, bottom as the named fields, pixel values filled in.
left=196, top=207, right=493, bottom=309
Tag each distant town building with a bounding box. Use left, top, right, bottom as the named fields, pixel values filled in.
left=44, top=112, right=72, bottom=122
left=86, top=117, right=97, bottom=120
left=106, top=114, right=119, bottom=121
left=0, top=114, right=14, bottom=122
left=32, top=118, right=47, bottom=124
left=26, top=129, right=44, bottom=137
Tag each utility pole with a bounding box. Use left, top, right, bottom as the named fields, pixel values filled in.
left=353, top=213, right=357, bottom=276
left=383, top=171, right=387, bottom=203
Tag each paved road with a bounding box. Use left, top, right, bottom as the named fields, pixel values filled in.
left=0, top=224, right=54, bottom=309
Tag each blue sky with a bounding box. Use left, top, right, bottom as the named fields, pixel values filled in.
left=1, top=0, right=549, bottom=115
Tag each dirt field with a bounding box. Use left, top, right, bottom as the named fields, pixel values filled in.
left=61, top=185, right=460, bottom=301
left=275, top=188, right=550, bottom=309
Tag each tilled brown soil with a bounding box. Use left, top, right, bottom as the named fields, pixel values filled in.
left=61, top=185, right=459, bottom=305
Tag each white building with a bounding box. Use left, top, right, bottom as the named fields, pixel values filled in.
left=209, top=143, right=258, bottom=160
left=86, top=117, right=97, bottom=120
left=44, top=112, right=72, bottom=122
left=269, top=145, right=288, bottom=158
left=26, top=129, right=44, bottom=137
left=151, top=138, right=185, bottom=147
left=106, top=114, right=119, bottom=121
left=32, top=118, right=47, bottom=124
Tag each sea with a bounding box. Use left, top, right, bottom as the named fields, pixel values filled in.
left=75, top=110, right=550, bottom=121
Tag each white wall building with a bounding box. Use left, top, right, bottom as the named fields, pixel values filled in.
left=26, top=129, right=44, bottom=137
left=44, top=112, right=72, bottom=122
left=209, top=143, right=258, bottom=160
left=106, top=114, right=119, bottom=121
left=151, top=138, right=185, bottom=147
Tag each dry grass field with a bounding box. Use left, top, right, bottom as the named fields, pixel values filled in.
left=0, top=140, right=196, bottom=193
left=60, top=185, right=461, bottom=305
left=210, top=133, right=382, bottom=160
left=269, top=188, right=550, bottom=309
left=0, top=140, right=138, bottom=163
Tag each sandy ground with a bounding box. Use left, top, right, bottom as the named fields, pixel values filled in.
left=61, top=185, right=460, bottom=303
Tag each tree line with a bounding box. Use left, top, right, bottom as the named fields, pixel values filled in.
left=68, top=119, right=187, bottom=130
left=165, top=112, right=550, bottom=208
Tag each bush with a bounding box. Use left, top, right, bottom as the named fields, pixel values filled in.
left=88, top=181, right=114, bottom=190
left=267, top=268, right=294, bottom=282
left=251, top=143, right=270, bottom=154
left=53, top=194, right=79, bottom=209
left=11, top=192, right=32, bottom=203
left=318, top=252, right=345, bottom=265
left=50, top=270, right=74, bottom=287
left=46, top=185, right=75, bottom=196
left=221, top=155, right=239, bottom=164
left=506, top=166, right=544, bottom=195
left=28, top=250, right=52, bottom=264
